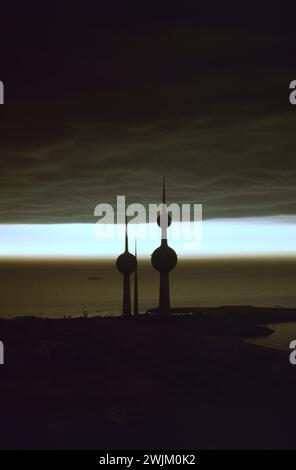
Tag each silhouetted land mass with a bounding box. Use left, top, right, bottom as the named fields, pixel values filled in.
left=0, top=306, right=296, bottom=449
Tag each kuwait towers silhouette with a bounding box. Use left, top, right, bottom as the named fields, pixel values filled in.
left=116, top=217, right=137, bottom=316
left=151, top=176, right=178, bottom=315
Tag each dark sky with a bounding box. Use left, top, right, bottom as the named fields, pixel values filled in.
left=0, top=2, right=295, bottom=222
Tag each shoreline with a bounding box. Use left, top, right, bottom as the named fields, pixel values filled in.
left=0, top=306, right=296, bottom=449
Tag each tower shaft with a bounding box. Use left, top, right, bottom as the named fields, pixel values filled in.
left=122, top=274, right=132, bottom=316
left=134, top=268, right=139, bottom=316
left=159, top=271, right=170, bottom=315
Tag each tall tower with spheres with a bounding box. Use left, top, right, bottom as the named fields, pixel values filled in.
left=151, top=176, right=178, bottom=315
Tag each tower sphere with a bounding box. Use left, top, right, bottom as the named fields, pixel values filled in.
left=157, top=209, right=172, bottom=228
left=151, top=244, right=178, bottom=273
left=116, top=251, right=137, bottom=275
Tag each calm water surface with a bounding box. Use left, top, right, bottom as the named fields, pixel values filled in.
left=247, top=322, right=296, bottom=351
left=0, top=257, right=295, bottom=318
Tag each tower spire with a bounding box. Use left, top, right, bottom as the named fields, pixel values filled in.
left=160, top=172, right=169, bottom=243
left=162, top=172, right=166, bottom=204
left=125, top=214, right=128, bottom=252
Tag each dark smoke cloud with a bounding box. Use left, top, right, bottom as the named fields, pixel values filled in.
left=0, top=4, right=295, bottom=222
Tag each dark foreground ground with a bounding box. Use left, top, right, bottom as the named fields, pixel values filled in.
left=0, top=306, right=296, bottom=449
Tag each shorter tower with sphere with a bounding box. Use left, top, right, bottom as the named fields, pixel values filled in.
left=116, top=217, right=137, bottom=317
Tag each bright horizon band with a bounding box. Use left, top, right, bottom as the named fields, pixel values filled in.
left=0, top=216, right=296, bottom=258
